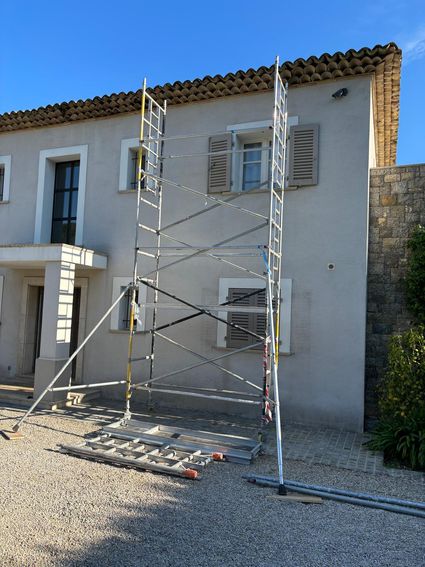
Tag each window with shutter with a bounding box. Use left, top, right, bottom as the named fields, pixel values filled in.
left=119, top=139, right=145, bottom=192
left=288, top=124, right=319, bottom=187
left=208, top=134, right=232, bottom=193
left=226, top=288, right=266, bottom=349
left=218, top=278, right=292, bottom=353
left=110, top=277, right=147, bottom=331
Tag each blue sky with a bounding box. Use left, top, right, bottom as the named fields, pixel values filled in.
left=1, top=0, right=423, bottom=165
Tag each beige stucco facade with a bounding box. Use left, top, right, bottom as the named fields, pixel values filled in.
left=0, top=74, right=376, bottom=430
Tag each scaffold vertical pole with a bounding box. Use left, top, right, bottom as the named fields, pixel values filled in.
left=124, top=79, right=147, bottom=420
left=266, top=56, right=288, bottom=493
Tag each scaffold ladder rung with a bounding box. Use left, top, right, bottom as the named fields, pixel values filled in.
left=60, top=433, right=215, bottom=479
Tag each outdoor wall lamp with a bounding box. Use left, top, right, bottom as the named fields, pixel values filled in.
left=332, top=88, right=348, bottom=99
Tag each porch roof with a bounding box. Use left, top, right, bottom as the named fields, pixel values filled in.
left=0, top=244, right=108, bottom=269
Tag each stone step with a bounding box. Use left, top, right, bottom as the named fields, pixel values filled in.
left=0, top=385, right=35, bottom=408
left=0, top=383, right=100, bottom=410
left=66, top=390, right=101, bottom=406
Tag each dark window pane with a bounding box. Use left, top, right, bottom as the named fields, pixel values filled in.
left=68, top=221, right=76, bottom=245
left=52, top=191, right=70, bottom=219
left=131, top=151, right=138, bottom=188
left=64, top=165, right=72, bottom=189
left=130, top=151, right=145, bottom=190
left=72, top=164, right=80, bottom=189
left=52, top=161, right=80, bottom=244
left=120, top=288, right=139, bottom=330
left=54, top=164, right=68, bottom=190
left=51, top=220, right=68, bottom=243
left=70, top=191, right=78, bottom=218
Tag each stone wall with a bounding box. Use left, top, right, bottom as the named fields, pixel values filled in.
left=366, top=164, right=425, bottom=421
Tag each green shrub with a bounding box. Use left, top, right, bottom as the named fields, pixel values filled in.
left=378, top=327, right=425, bottom=419
left=405, top=225, right=425, bottom=325
left=368, top=327, right=425, bottom=470
left=367, top=409, right=425, bottom=470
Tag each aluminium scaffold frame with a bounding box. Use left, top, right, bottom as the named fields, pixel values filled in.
left=13, top=57, right=288, bottom=493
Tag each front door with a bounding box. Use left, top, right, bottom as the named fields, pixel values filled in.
left=32, top=286, right=44, bottom=373
left=69, top=287, right=81, bottom=383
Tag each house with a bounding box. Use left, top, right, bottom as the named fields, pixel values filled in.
left=0, top=43, right=402, bottom=432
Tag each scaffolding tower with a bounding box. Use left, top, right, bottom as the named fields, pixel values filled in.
left=125, top=57, right=288, bottom=489
left=13, top=58, right=288, bottom=492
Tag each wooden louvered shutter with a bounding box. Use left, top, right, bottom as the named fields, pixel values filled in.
left=226, top=288, right=253, bottom=349
left=226, top=288, right=266, bottom=349
left=208, top=134, right=231, bottom=193
left=253, top=288, right=266, bottom=343
left=288, top=124, right=319, bottom=186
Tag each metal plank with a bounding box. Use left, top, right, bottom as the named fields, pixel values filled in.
left=60, top=443, right=204, bottom=479
left=112, top=420, right=260, bottom=449
left=102, top=420, right=261, bottom=464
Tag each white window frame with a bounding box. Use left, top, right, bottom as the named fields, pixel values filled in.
left=34, top=145, right=88, bottom=245
left=217, top=277, right=292, bottom=354
left=0, top=155, right=12, bottom=202
left=110, top=277, right=147, bottom=331
left=119, top=138, right=140, bottom=192
left=227, top=121, right=271, bottom=193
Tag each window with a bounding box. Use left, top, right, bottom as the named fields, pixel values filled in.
left=0, top=155, right=11, bottom=202
left=119, top=286, right=139, bottom=330
left=217, top=278, right=292, bottom=354
left=51, top=161, right=80, bottom=245
left=129, top=149, right=146, bottom=190
left=119, top=138, right=145, bottom=192
left=207, top=123, right=272, bottom=194
left=34, top=145, right=88, bottom=245
left=110, top=277, right=147, bottom=331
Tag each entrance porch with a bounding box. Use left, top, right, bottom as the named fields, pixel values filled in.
left=0, top=244, right=107, bottom=405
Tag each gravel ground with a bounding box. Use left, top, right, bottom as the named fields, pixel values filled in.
left=0, top=404, right=424, bottom=567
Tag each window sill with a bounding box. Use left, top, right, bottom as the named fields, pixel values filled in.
left=217, top=187, right=300, bottom=195
left=0, top=200, right=10, bottom=205
left=218, top=188, right=270, bottom=196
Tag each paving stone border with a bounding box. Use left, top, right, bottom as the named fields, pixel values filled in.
left=283, top=423, right=424, bottom=483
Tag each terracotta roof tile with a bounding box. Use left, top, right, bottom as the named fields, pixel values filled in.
left=0, top=43, right=401, bottom=166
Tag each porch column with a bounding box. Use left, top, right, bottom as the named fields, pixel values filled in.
left=34, top=260, right=75, bottom=402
